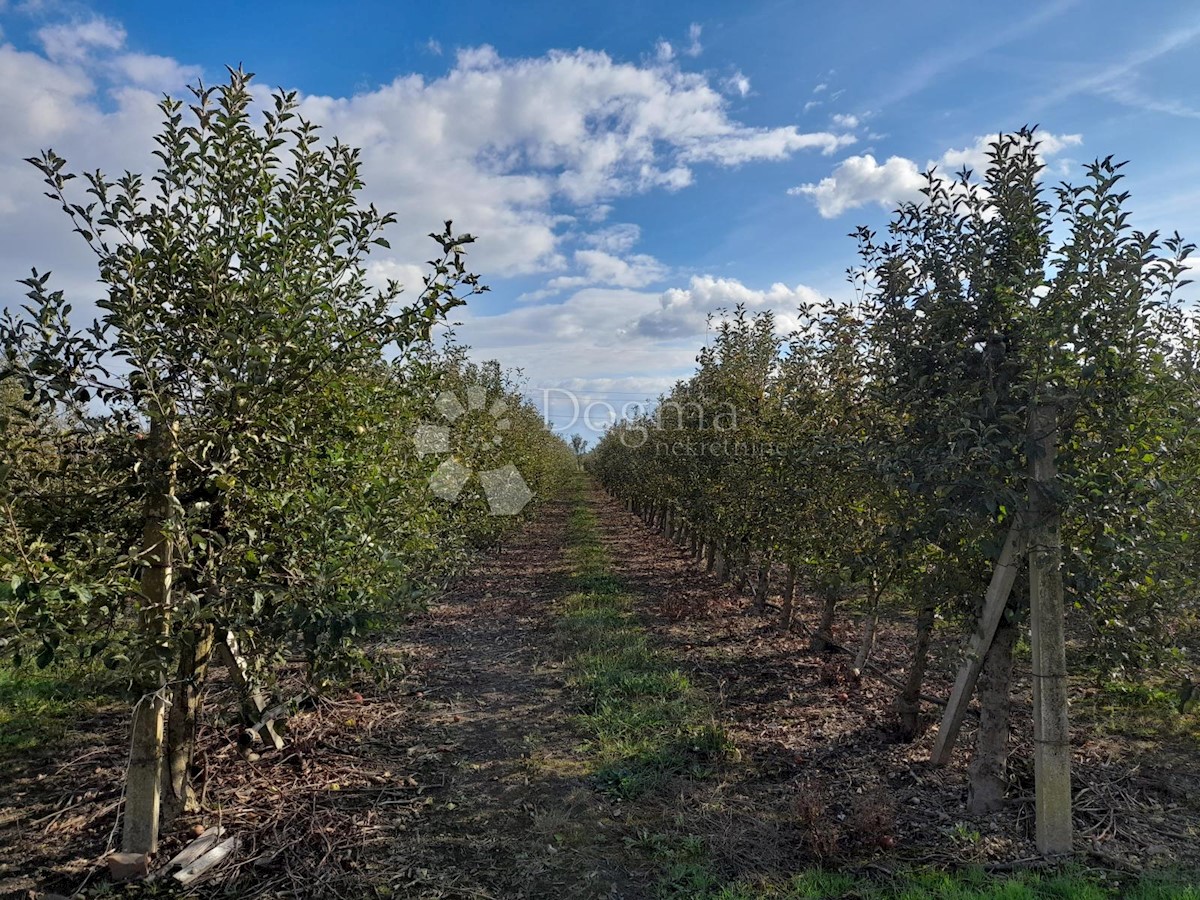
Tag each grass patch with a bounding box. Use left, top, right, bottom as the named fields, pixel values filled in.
left=635, top=836, right=1200, bottom=900
left=0, top=663, right=116, bottom=764
left=1074, top=679, right=1200, bottom=743
left=555, top=480, right=730, bottom=799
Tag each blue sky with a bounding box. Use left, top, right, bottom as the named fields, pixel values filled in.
left=1, top=0, right=1198, bottom=439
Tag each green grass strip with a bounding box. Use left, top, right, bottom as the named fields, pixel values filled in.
left=556, top=479, right=729, bottom=799
left=643, top=843, right=1199, bottom=900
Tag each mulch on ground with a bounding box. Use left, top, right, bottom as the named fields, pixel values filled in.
left=585, top=486, right=1200, bottom=883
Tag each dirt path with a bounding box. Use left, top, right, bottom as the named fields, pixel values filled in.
left=361, top=491, right=644, bottom=899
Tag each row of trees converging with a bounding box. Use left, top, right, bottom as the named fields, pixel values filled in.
left=0, top=69, right=574, bottom=855
left=590, top=129, right=1199, bottom=829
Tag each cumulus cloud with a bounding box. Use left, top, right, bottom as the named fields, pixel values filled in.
left=0, top=40, right=170, bottom=305
left=790, top=131, right=1083, bottom=218
left=631, top=274, right=822, bottom=339
left=451, top=286, right=699, bottom=399
left=831, top=113, right=858, bottom=129
left=37, top=16, right=125, bottom=63
left=938, top=131, right=1082, bottom=173
left=789, top=154, right=924, bottom=218
left=576, top=250, right=666, bottom=287
left=297, top=44, right=857, bottom=274
left=538, top=249, right=669, bottom=296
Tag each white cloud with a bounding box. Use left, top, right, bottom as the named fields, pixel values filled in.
left=812, top=82, right=827, bottom=94
left=724, top=70, right=751, bottom=98
left=451, top=286, right=699, bottom=398
left=112, top=52, right=202, bottom=90
left=791, top=132, right=1083, bottom=219
left=554, top=249, right=668, bottom=290
left=579, top=249, right=665, bottom=287
left=938, top=131, right=1081, bottom=173
left=0, top=50, right=170, bottom=310
left=0, top=41, right=96, bottom=142
left=298, top=44, right=858, bottom=274
left=831, top=113, right=858, bottom=129
left=582, top=223, right=642, bottom=254
left=684, top=128, right=853, bottom=165
left=0, top=11, right=851, bottom=434
left=631, top=274, right=822, bottom=339
left=789, top=154, right=924, bottom=218
left=659, top=23, right=702, bottom=63
left=37, top=16, right=125, bottom=63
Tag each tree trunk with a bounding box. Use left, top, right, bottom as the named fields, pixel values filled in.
left=810, top=589, right=838, bottom=651
left=852, top=609, right=879, bottom=676
left=733, top=541, right=750, bottom=593
left=894, top=600, right=936, bottom=741
left=715, top=543, right=728, bottom=580
left=780, top=563, right=796, bottom=630
left=123, top=413, right=178, bottom=855
left=967, top=614, right=1017, bottom=813
left=754, top=555, right=771, bottom=613
left=705, top=538, right=717, bottom=574
left=164, top=622, right=215, bottom=818
left=689, top=528, right=699, bottom=558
